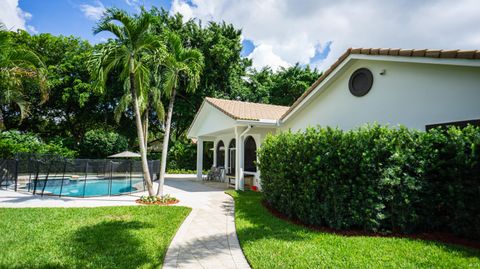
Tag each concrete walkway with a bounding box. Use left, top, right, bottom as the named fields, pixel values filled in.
left=0, top=176, right=250, bottom=269
left=163, top=180, right=250, bottom=269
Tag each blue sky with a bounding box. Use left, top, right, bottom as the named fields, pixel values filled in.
left=2, top=0, right=479, bottom=71
left=16, top=0, right=258, bottom=57
left=18, top=0, right=171, bottom=43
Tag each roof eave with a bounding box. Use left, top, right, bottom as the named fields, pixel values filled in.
left=236, top=119, right=280, bottom=126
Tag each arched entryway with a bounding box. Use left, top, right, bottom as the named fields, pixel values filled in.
left=227, top=139, right=236, bottom=175
left=244, top=136, right=257, bottom=172
left=216, top=140, right=225, bottom=167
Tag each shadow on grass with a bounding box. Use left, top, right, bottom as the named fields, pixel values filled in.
left=67, top=220, right=156, bottom=269
left=229, top=190, right=480, bottom=260
left=229, top=191, right=309, bottom=242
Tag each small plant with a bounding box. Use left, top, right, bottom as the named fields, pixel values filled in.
left=137, top=194, right=179, bottom=205
left=158, top=194, right=177, bottom=204
left=139, top=195, right=160, bottom=203
left=167, top=168, right=208, bottom=174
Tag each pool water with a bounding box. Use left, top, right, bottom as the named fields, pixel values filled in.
left=31, top=177, right=144, bottom=197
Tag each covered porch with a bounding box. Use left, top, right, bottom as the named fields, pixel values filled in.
left=187, top=97, right=289, bottom=190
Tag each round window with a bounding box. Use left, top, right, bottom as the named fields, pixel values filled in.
left=348, top=68, right=373, bottom=97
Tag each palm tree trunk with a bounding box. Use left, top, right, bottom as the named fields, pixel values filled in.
left=0, top=108, right=4, bottom=130
left=157, top=87, right=176, bottom=196
left=143, top=109, right=149, bottom=149
left=130, top=72, right=155, bottom=196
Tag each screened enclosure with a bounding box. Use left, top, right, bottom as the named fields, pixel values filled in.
left=0, top=154, right=160, bottom=197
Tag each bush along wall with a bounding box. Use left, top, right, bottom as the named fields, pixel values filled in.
left=0, top=131, right=77, bottom=159
left=258, top=125, right=480, bottom=239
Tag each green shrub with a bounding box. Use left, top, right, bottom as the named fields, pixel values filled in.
left=166, top=137, right=213, bottom=170
left=78, top=129, right=128, bottom=158
left=167, top=168, right=207, bottom=174
left=258, top=125, right=480, bottom=239
left=0, top=131, right=77, bottom=159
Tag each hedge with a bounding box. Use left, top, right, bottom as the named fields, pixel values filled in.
left=0, top=131, right=77, bottom=159
left=258, top=125, right=480, bottom=239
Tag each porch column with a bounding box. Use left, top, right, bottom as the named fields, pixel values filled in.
left=196, top=137, right=203, bottom=181
left=213, top=140, right=217, bottom=167
left=234, top=126, right=245, bottom=191
left=224, top=142, right=228, bottom=171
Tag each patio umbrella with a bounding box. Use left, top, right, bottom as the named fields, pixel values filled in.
left=108, top=151, right=141, bottom=158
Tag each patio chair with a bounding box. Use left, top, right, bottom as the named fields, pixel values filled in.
left=206, top=166, right=223, bottom=182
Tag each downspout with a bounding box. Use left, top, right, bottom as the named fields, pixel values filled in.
left=240, top=125, right=252, bottom=138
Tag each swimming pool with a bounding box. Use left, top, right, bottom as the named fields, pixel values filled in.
left=29, top=177, right=145, bottom=197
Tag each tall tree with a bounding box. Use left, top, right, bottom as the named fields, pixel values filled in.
left=0, top=24, right=48, bottom=130
left=10, top=31, right=99, bottom=141
left=89, top=8, right=163, bottom=196
left=157, top=31, right=204, bottom=196
left=269, top=64, right=321, bottom=106
left=149, top=8, right=251, bottom=136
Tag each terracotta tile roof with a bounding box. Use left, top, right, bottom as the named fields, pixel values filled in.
left=205, top=97, right=289, bottom=121
left=281, top=48, right=480, bottom=120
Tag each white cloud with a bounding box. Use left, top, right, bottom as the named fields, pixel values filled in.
left=125, top=0, right=142, bottom=11
left=0, top=0, right=35, bottom=33
left=170, top=0, right=480, bottom=71
left=125, top=0, right=140, bottom=6
left=248, top=44, right=290, bottom=71
left=80, top=1, right=106, bottom=21
left=26, top=25, right=38, bottom=34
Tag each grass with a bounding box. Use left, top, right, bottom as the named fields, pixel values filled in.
left=226, top=190, right=480, bottom=269
left=0, top=206, right=191, bottom=269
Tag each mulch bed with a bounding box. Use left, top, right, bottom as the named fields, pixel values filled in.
left=261, top=200, right=480, bottom=250
left=135, top=199, right=179, bottom=206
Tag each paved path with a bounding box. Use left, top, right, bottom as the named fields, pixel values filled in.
left=163, top=180, right=250, bottom=269
left=0, top=176, right=250, bottom=269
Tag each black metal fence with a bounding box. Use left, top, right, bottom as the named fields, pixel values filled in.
left=0, top=154, right=160, bottom=197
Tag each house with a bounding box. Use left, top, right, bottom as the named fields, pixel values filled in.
left=187, top=48, right=480, bottom=190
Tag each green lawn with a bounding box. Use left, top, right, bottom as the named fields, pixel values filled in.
left=227, top=190, right=480, bottom=269
left=0, top=206, right=191, bottom=269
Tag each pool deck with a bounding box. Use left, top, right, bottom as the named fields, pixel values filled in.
left=0, top=174, right=213, bottom=208
left=0, top=175, right=251, bottom=269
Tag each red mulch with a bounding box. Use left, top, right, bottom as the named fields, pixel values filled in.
left=261, top=200, right=480, bottom=250
left=135, top=199, right=179, bottom=206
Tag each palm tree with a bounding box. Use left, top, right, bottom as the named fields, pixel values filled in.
left=113, top=69, right=164, bottom=150
left=89, top=8, right=164, bottom=196
left=0, top=24, right=48, bottom=130
left=157, top=32, right=204, bottom=196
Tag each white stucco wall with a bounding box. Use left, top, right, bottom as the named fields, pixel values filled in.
left=282, top=59, right=480, bottom=131
left=188, top=103, right=237, bottom=138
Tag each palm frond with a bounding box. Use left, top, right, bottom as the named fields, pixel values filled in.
left=114, top=93, right=132, bottom=123
left=162, top=68, right=177, bottom=98
left=93, top=8, right=133, bottom=39
left=93, top=21, right=125, bottom=41
left=15, top=99, right=30, bottom=120
left=150, top=86, right=165, bottom=121
left=165, top=31, right=183, bottom=58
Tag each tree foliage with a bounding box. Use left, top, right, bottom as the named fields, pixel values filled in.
left=0, top=8, right=322, bottom=165
left=0, top=27, right=48, bottom=130
left=78, top=129, right=128, bottom=158
left=0, top=131, right=76, bottom=159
